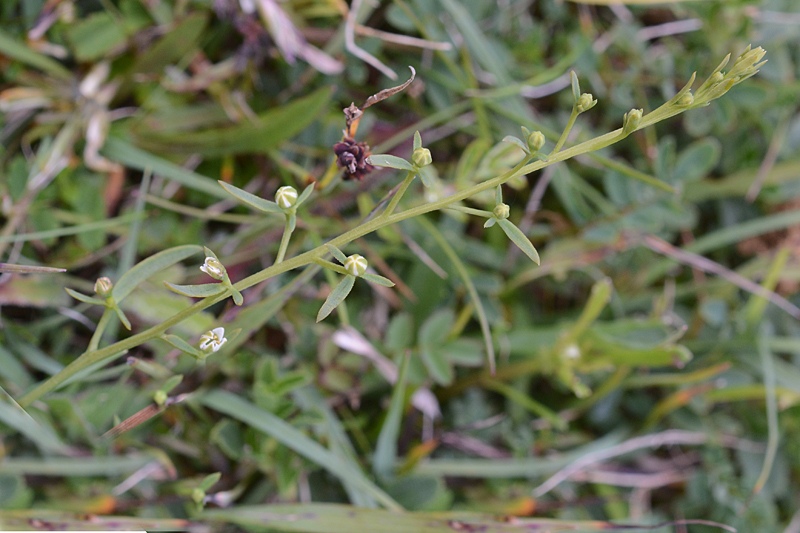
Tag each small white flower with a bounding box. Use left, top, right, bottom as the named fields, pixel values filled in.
left=343, top=254, right=368, bottom=277
left=200, top=257, right=225, bottom=280
left=275, top=186, right=298, bottom=209
left=199, top=327, right=227, bottom=353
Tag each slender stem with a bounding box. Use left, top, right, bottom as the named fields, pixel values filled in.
left=446, top=205, right=493, bottom=218
left=313, top=257, right=349, bottom=276
left=551, top=108, right=578, bottom=155
left=87, top=308, right=114, bottom=352
left=276, top=216, right=293, bottom=264
left=382, top=171, right=416, bottom=218
left=16, top=104, right=685, bottom=407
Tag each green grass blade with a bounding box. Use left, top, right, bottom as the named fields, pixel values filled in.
left=0, top=213, right=144, bottom=244
left=0, top=29, right=72, bottom=80
left=199, top=390, right=402, bottom=510
left=373, top=353, right=410, bottom=480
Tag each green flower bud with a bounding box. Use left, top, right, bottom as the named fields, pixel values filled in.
left=94, top=276, right=113, bottom=296
left=191, top=488, right=205, bottom=505
left=622, top=108, right=643, bottom=135
left=708, top=71, right=724, bottom=85
left=275, top=186, right=298, bottom=209
left=576, top=93, right=597, bottom=113
left=153, top=390, right=168, bottom=406
left=677, top=92, right=694, bottom=107
left=526, top=130, right=546, bottom=153
left=493, top=203, right=510, bottom=220
left=343, top=254, right=368, bottom=277
left=200, top=257, right=225, bottom=280
left=412, top=147, right=432, bottom=167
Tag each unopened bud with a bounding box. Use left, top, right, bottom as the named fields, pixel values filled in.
left=275, top=186, right=297, bottom=209
left=493, top=203, right=510, bottom=220
left=677, top=92, right=694, bottom=106
left=527, top=130, right=546, bottom=152
left=412, top=147, right=432, bottom=167
left=94, top=277, right=113, bottom=296
left=708, top=71, right=724, bottom=85
left=622, top=108, right=643, bottom=135
left=344, top=254, right=368, bottom=277
left=154, top=390, right=168, bottom=406
left=576, top=93, right=597, bottom=113
left=200, top=257, right=225, bottom=280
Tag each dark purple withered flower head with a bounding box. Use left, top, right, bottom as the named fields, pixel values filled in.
left=333, top=138, right=374, bottom=181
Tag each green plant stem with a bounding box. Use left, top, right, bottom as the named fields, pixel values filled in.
left=551, top=108, right=578, bottom=155
left=87, top=308, right=114, bottom=352
left=312, top=258, right=349, bottom=276
left=382, top=171, right=416, bottom=218
left=446, top=205, right=493, bottom=218
left=275, top=217, right=294, bottom=264
left=16, top=104, right=701, bottom=407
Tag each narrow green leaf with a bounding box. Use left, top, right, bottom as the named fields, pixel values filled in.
left=367, top=154, right=415, bottom=171
left=199, top=390, right=401, bottom=510
left=0, top=387, right=67, bottom=454
left=199, top=472, right=222, bottom=492
left=0, top=213, right=143, bottom=244
left=317, top=275, right=356, bottom=322
left=164, top=282, right=226, bottom=298
left=288, top=212, right=296, bottom=233
left=296, top=182, right=315, bottom=207
left=65, top=288, right=106, bottom=306
left=483, top=217, right=496, bottom=228
left=112, top=305, right=131, bottom=331
left=571, top=71, right=581, bottom=102
left=102, top=138, right=229, bottom=199
left=160, top=334, right=206, bottom=360
left=497, top=219, right=540, bottom=265
left=161, top=375, right=183, bottom=394
left=501, top=135, right=530, bottom=154
left=413, top=131, right=422, bottom=151
left=325, top=244, right=348, bottom=264
left=373, top=354, right=410, bottom=480
left=495, top=185, right=503, bottom=204
left=218, top=181, right=283, bottom=213
left=113, top=245, right=203, bottom=302
left=0, top=263, right=65, bottom=274
left=230, top=286, right=243, bottom=306
left=361, top=273, right=395, bottom=287
left=0, top=29, right=71, bottom=80
left=417, top=166, right=433, bottom=188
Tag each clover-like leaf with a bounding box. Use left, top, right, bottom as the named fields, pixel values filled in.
left=164, top=282, right=227, bottom=298
left=218, top=181, right=283, bottom=214
left=317, top=275, right=355, bottom=322
left=361, top=272, right=395, bottom=287
left=65, top=288, right=106, bottom=306
left=497, top=218, right=540, bottom=265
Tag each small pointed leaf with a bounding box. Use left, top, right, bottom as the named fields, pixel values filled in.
left=497, top=218, right=540, bottom=265
left=361, top=272, right=395, bottom=287
left=325, top=244, right=348, bottom=264
left=417, top=166, right=433, bottom=188
left=113, top=305, right=132, bottom=330
left=295, top=182, right=315, bottom=207
left=164, top=282, right=227, bottom=298
left=65, top=288, right=106, bottom=306
left=483, top=218, right=496, bottom=228
left=230, top=286, right=243, bottom=306
left=288, top=212, right=296, bottom=233
left=571, top=71, right=580, bottom=103
left=367, top=154, right=415, bottom=172
left=199, top=472, right=222, bottom=491
left=113, top=245, right=203, bottom=302
left=162, top=375, right=183, bottom=394
left=413, top=131, right=422, bottom=151
left=160, top=334, right=206, bottom=359
left=317, top=275, right=355, bottom=322
left=495, top=185, right=503, bottom=205
left=501, top=135, right=530, bottom=154
left=218, top=181, right=283, bottom=214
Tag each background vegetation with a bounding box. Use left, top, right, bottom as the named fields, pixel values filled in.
left=1, top=0, right=799, bottom=531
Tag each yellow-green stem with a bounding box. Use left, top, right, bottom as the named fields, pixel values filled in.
left=87, top=308, right=114, bottom=352
left=551, top=108, right=578, bottom=155
left=275, top=217, right=293, bottom=264
left=382, top=171, right=416, bottom=218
